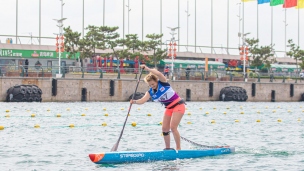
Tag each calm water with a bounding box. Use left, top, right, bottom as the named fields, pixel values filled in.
left=0, top=102, right=303, bottom=171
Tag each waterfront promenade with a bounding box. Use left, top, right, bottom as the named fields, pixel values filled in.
left=0, top=76, right=303, bottom=102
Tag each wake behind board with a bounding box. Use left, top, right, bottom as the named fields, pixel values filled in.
left=89, top=146, right=235, bottom=164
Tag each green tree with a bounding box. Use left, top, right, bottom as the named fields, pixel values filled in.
left=123, top=34, right=150, bottom=66
left=246, top=38, right=275, bottom=71
left=146, top=34, right=167, bottom=68
left=85, top=25, right=105, bottom=57
left=298, top=50, right=304, bottom=69
left=287, top=39, right=303, bottom=74
left=78, top=37, right=92, bottom=59
left=100, top=26, right=121, bottom=58
left=125, top=34, right=142, bottom=57
left=63, top=26, right=81, bottom=60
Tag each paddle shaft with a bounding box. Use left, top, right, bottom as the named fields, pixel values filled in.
left=111, top=68, right=144, bottom=151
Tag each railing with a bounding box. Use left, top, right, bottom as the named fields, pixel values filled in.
left=0, top=64, right=302, bottom=83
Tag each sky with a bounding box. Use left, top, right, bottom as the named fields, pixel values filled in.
left=0, top=0, right=303, bottom=57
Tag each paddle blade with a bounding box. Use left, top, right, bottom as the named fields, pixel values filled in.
left=111, top=142, right=118, bottom=152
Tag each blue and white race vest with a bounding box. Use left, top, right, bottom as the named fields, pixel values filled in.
left=148, top=81, right=179, bottom=107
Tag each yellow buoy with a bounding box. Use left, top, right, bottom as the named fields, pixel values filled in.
left=297, top=118, right=301, bottom=122
left=302, top=110, right=304, bottom=112
left=273, top=110, right=276, bottom=113
left=85, top=108, right=88, bottom=110
left=288, top=110, right=291, bottom=113
left=199, top=107, right=202, bottom=110
left=69, top=124, right=75, bottom=128
left=137, top=108, right=140, bottom=110
left=211, top=120, right=215, bottom=124
left=277, top=106, right=280, bottom=108
left=104, top=113, right=109, bottom=116
left=226, top=107, right=230, bottom=109
left=34, top=124, right=40, bottom=128
left=26, top=110, right=30, bottom=112
left=235, top=120, right=239, bottom=123
left=277, top=119, right=282, bottom=122
left=0, top=126, right=4, bottom=130
left=5, top=110, right=9, bottom=113
left=103, top=108, right=106, bottom=111
left=223, top=112, right=227, bottom=114
left=205, top=112, right=209, bottom=114
left=265, top=106, right=268, bottom=109
left=300, top=106, right=302, bottom=108
left=128, top=114, right=131, bottom=116
left=5, top=114, right=10, bottom=118
left=213, top=107, right=216, bottom=110
left=256, top=119, right=261, bottom=122
left=240, top=112, right=244, bottom=114
left=31, top=114, right=36, bottom=117
left=56, top=114, right=61, bottom=117
left=187, top=121, right=192, bottom=124
left=187, top=112, right=191, bottom=115
left=67, top=108, right=70, bottom=111
left=47, top=109, right=50, bottom=112
left=159, top=122, right=163, bottom=125
left=102, top=122, right=107, bottom=126
left=121, top=108, right=124, bottom=110
left=131, top=122, right=137, bottom=127
left=147, top=113, right=152, bottom=116
left=81, top=114, right=86, bottom=116
left=257, top=111, right=260, bottom=114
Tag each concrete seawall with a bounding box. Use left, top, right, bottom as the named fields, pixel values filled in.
left=0, top=77, right=303, bottom=102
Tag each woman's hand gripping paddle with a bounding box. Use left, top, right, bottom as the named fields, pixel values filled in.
left=111, top=67, right=145, bottom=152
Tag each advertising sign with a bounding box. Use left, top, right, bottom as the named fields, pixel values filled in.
left=0, top=49, right=80, bottom=59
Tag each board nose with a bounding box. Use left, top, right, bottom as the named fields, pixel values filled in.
left=89, top=154, right=95, bottom=162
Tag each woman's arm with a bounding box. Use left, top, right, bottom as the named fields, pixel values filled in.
left=130, top=92, right=151, bottom=105
left=140, top=65, right=167, bottom=82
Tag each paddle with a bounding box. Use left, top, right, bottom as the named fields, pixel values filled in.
left=111, top=68, right=145, bottom=152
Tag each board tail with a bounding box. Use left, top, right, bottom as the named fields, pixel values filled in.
left=89, top=153, right=105, bottom=163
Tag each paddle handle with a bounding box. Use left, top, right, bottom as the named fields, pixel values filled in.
left=111, top=68, right=145, bottom=151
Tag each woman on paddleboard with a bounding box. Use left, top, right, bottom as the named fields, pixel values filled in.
left=130, top=65, right=186, bottom=150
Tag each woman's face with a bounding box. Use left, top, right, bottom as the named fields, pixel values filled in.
left=148, top=80, right=158, bottom=90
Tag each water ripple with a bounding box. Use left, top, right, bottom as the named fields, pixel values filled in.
left=0, top=102, right=303, bottom=170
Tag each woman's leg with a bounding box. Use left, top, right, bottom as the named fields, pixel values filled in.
left=162, top=110, right=172, bottom=149
left=170, top=104, right=185, bottom=150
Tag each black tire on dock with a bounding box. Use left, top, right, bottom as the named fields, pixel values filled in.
left=219, top=86, right=248, bottom=102
left=6, top=85, right=43, bottom=102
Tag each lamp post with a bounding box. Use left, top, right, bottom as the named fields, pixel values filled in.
left=237, top=3, right=242, bottom=47
left=283, top=9, right=288, bottom=56
left=126, top=0, right=131, bottom=34
left=16, top=0, right=18, bottom=44
left=82, top=0, right=84, bottom=38
left=240, top=33, right=250, bottom=79
left=53, top=0, right=66, bottom=77
left=185, top=0, right=190, bottom=51
left=103, top=0, right=105, bottom=26
left=167, top=27, right=179, bottom=79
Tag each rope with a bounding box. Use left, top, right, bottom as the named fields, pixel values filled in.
left=167, top=130, right=222, bottom=148
left=180, top=136, right=225, bottom=149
